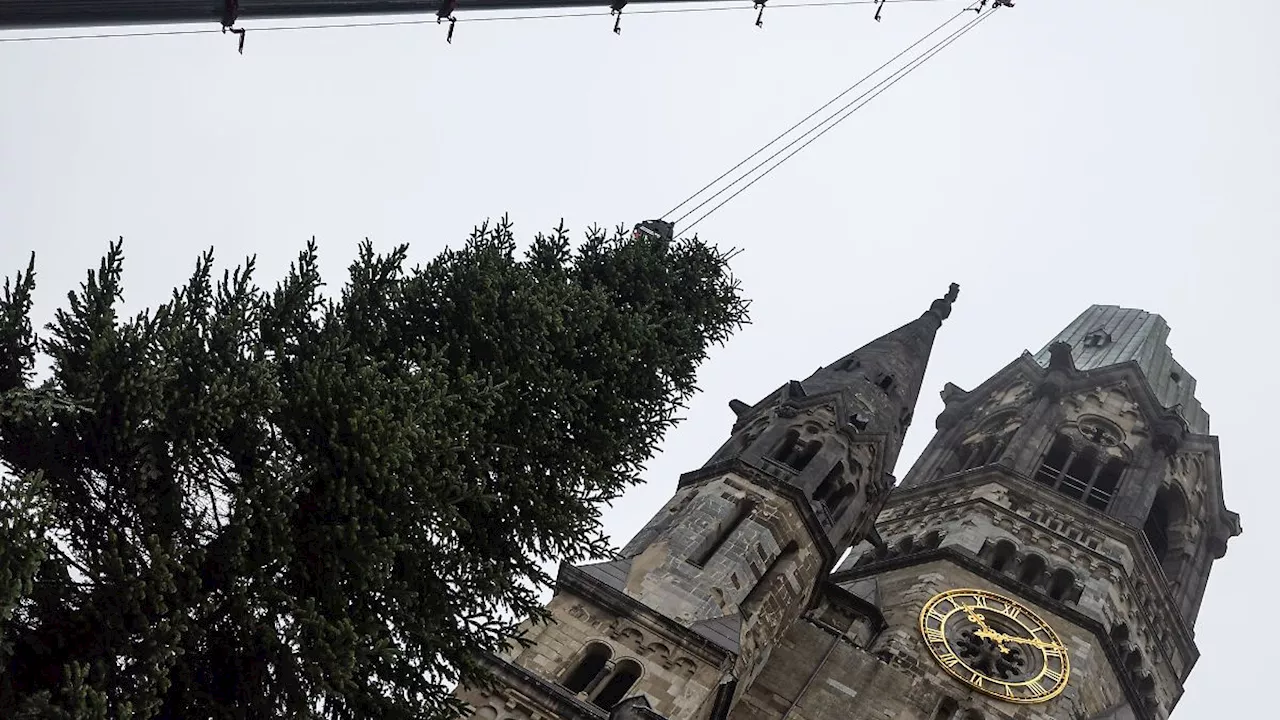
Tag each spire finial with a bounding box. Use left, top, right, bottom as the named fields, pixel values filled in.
left=927, top=282, right=960, bottom=322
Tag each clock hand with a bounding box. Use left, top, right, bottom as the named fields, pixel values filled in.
left=958, top=604, right=994, bottom=634
left=972, top=627, right=1012, bottom=654
left=984, top=631, right=1065, bottom=653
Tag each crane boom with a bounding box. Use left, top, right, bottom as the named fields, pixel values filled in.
left=0, top=0, right=734, bottom=31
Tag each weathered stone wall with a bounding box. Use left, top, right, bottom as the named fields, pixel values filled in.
left=735, top=561, right=1129, bottom=720
left=616, top=473, right=824, bottom=632
left=457, top=585, right=727, bottom=720
left=837, top=472, right=1191, bottom=718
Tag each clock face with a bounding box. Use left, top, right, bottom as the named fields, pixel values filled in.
left=919, top=588, right=1070, bottom=704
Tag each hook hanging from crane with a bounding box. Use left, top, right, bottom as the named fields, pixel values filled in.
left=873, top=0, right=885, bottom=22
left=755, top=1, right=767, bottom=28
left=438, top=0, right=458, bottom=43
left=611, top=1, right=626, bottom=34
left=220, top=0, right=246, bottom=54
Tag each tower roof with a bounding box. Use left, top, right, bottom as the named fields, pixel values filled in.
left=802, top=283, right=958, bottom=404
left=795, top=283, right=959, bottom=472
left=1033, top=305, right=1208, bottom=433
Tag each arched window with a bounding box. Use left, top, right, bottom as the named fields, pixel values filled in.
left=813, top=462, right=843, bottom=505
left=828, top=480, right=860, bottom=519
left=772, top=429, right=800, bottom=463
left=1018, top=554, right=1047, bottom=588
left=895, top=536, right=915, bottom=556
left=1124, top=647, right=1143, bottom=672
left=932, top=697, right=959, bottom=720
left=773, top=430, right=820, bottom=472
left=1035, top=434, right=1126, bottom=510
left=1047, top=568, right=1076, bottom=601
left=958, top=436, right=1002, bottom=472
left=877, top=374, right=895, bottom=393
left=922, top=530, right=943, bottom=549
left=591, top=659, right=643, bottom=709
left=1144, top=486, right=1188, bottom=575
left=961, top=710, right=985, bottom=720
left=1061, top=446, right=1098, bottom=500
left=990, top=540, right=1017, bottom=573
left=562, top=642, right=612, bottom=694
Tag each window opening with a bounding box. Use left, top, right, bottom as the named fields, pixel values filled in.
left=895, top=536, right=915, bottom=556
left=562, top=642, right=612, bottom=694
left=990, top=540, right=1017, bottom=573
left=813, top=463, right=844, bottom=505
left=1035, top=434, right=1125, bottom=510
left=877, top=374, right=895, bottom=393
left=958, top=434, right=1006, bottom=473
left=932, top=697, right=960, bottom=720
left=829, top=480, right=860, bottom=519
left=1061, top=447, right=1097, bottom=500
left=772, top=429, right=800, bottom=463
left=1017, top=554, right=1046, bottom=588
left=591, top=659, right=642, bottom=709
left=689, top=497, right=757, bottom=567
left=773, top=429, right=821, bottom=471
left=1144, top=492, right=1174, bottom=566
left=1084, top=330, right=1111, bottom=347
left=1047, top=569, right=1075, bottom=601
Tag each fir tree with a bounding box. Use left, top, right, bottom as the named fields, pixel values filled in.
left=0, top=218, right=748, bottom=719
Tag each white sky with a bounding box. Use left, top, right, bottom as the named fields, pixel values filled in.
left=2, top=1, right=1276, bottom=717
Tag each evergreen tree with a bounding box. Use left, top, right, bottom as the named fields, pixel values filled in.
left=0, top=218, right=748, bottom=719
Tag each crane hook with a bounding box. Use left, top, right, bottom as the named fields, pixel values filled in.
left=755, top=1, right=767, bottom=28
left=611, top=1, right=626, bottom=35
left=221, top=0, right=246, bottom=54
left=438, top=0, right=458, bottom=43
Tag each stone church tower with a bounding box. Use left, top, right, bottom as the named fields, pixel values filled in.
left=457, top=300, right=1239, bottom=720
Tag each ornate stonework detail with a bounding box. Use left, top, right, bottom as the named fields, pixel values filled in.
left=1076, top=415, right=1125, bottom=448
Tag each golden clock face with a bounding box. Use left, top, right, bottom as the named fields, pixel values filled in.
left=919, top=588, right=1070, bottom=704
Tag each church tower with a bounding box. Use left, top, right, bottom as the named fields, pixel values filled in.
left=457, top=303, right=1239, bottom=720
left=733, top=305, right=1241, bottom=720
left=457, top=285, right=962, bottom=720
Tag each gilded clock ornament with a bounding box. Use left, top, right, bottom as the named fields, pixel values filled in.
left=918, top=588, right=1070, bottom=704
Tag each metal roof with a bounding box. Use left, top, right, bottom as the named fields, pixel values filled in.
left=1033, top=305, right=1209, bottom=434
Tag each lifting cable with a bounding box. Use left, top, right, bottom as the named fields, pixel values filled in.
left=0, top=0, right=964, bottom=44
left=668, top=1, right=1002, bottom=235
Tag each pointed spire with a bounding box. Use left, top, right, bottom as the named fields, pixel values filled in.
left=796, top=283, right=960, bottom=472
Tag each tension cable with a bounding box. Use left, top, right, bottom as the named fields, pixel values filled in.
left=662, top=2, right=977, bottom=222
left=673, top=4, right=1001, bottom=235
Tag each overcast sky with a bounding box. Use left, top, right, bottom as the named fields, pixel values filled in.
left=2, top=1, right=1276, bottom=716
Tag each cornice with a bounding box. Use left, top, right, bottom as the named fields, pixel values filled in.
left=558, top=562, right=731, bottom=667
left=476, top=650, right=607, bottom=720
